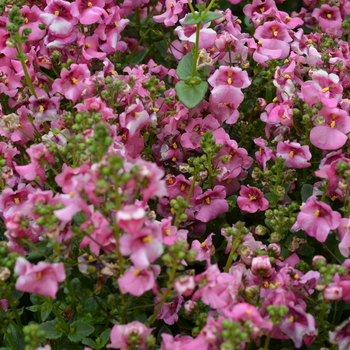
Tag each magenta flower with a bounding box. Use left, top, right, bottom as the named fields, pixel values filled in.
left=276, top=141, right=311, bottom=168
left=312, top=5, right=342, bottom=33
left=107, top=321, right=153, bottom=349
left=292, top=197, right=341, bottom=242
left=237, top=185, right=269, bottom=213
left=329, top=318, right=350, bottom=350
left=251, top=255, right=274, bottom=278
left=70, top=0, right=108, bottom=25
left=15, top=257, right=66, bottom=299
left=194, top=186, right=229, bottom=223
left=208, top=66, right=251, bottom=89
left=254, top=137, right=274, bottom=171
left=154, top=289, right=184, bottom=325
left=153, top=0, right=187, bottom=27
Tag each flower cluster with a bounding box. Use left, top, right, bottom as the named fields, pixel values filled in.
left=1, top=0, right=350, bottom=349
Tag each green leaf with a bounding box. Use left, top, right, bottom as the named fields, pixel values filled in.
left=130, top=48, right=149, bottom=66
left=82, top=338, right=97, bottom=348
left=200, top=11, right=223, bottom=24
left=4, top=324, right=25, bottom=350
left=175, top=80, right=208, bottom=109
left=41, top=304, right=53, bottom=322
left=26, top=305, right=41, bottom=312
left=96, top=328, right=111, bottom=348
left=39, top=320, right=63, bottom=340
left=68, top=320, right=95, bottom=343
left=301, top=184, right=313, bottom=203
left=176, top=53, right=194, bottom=80
left=183, top=13, right=201, bottom=25
left=27, top=241, right=53, bottom=261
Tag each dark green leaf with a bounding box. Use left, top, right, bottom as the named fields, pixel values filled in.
left=39, top=320, right=63, bottom=340
left=156, top=325, right=172, bottom=344
left=26, top=305, right=40, bottom=312
left=200, top=11, right=223, bottom=24
left=175, top=80, right=208, bottom=109
left=130, top=48, right=149, bottom=66
left=96, top=328, right=111, bottom=348
left=301, top=184, right=313, bottom=203
left=4, top=324, right=25, bottom=350
left=176, top=53, right=194, bottom=80
left=183, top=13, right=201, bottom=25
left=41, top=304, right=53, bottom=322
left=68, top=320, right=94, bottom=343
left=82, top=338, right=97, bottom=348
left=27, top=241, right=53, bottom=261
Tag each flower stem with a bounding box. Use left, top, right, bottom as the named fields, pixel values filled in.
left=224, top=234, right=240, bottom=273
left=191, top=24, right=200, bottom=77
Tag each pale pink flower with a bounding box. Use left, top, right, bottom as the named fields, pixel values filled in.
left=237, top=185, right=269, bottom=213
left=292, top=197, right=341, bottom=242
left=15, top=257, right=66, bottom=299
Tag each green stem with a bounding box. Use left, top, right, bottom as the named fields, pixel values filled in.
left=263, top=330, right=272, bottom=350
left=5, top=330, right=16, bottom=350
left=187, top=0, right=196, bottom=14
left=146, top=262, right=177, bottom=327
left=51, top=305, right=69, bottom=334
left=8, top=299, right=23, bottom=336
left=202, top=0, right=216, bottom=16
left=224, top=234, right=240, bottom=273
left=15, top=32, right=37, bottom=98
left=191, top=24, right=201, bottom=77
left=186, top=168, right=198, bottom=203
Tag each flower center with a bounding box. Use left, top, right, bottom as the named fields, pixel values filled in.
left=248, top=194, right=256, bottom=201
left=314, top=210, right=320, bottom=217
left=71, top=78, right=78, bottom=84
left=143, top=235, right=152, bottom=243
left=271, top=26, right=279, bottom=37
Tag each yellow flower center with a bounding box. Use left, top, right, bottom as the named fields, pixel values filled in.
left=248, top=194, right=256, bottom=201
left=330, top=121, right=336, bottom=128
left=205, top=197, right=211, bottom=204
left=85, top=43, right=91, bottom=47
left=143, top=235, right=153, bottom=243
left=71, top=78, right=78, bottom=84
left=69, top=192, right=75, bottom=198
left=289, top=316, right=294, bottom=323
left=135, top=112, right=140, bottom=117
left=36, top=272, right=42, bottom=280
left=171, top=157, right=177, bottom=162
left=172, top=142, right=178, bottom=149
left=227, top=71, right=233, bottom=76
left=133, top=269, right=140, bottom=276
left=289, top=151, right=294, bottom=158
left=14, top=198, right=20, bottom=204
left=200, top=242, right=206, bottom=248
left=246, top=309, right=252, bottom=314
left=165, top=229, right=171, bottom=236
left=181, top=184, right=186, bottom=191
left=258, top=40, right=263, bottom=45
left=39, top=105, right=44, bottom=113
left=87, top=1, right=92, bottom=6
left=227, top=78, right=232, bottom=84
left=314, top=210, right=320, bottom=217
left=284, top=74, right=291, bottom=79
left=271, top=26, right=279, bottom=37
left=322, top=87, right=329, bottom=93
left=54, top=10, right=60, bottom=16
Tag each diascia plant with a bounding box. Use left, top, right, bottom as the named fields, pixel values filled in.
left=1, top=0, right=350, bottom=349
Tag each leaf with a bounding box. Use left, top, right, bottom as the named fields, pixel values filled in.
left=183, top=13, right=201, bottom=25
left=156, top=325, right=172, bottom=344
left=27, top=241, right=53, bottom=261
left=200, top=11, right=223, bottom=24
left=96, top=328, right=111, bottom=348
left=301, top=184, right=313, bottom=203
left=68, top=320, right=94, bottom=343
left=26, top=305, right=41, bottom=312
left=39, top=320, right=63, bottom=340
left=4, top=324, right=25, bottom=350
left=82, top=338, right=97, bottom=348
left=175, top=80, right=208, bottom=109
left=41, top=304, right=53, bottom=322
left=176, top=53, right=194, bottom=80
left=130, top=48, right=149, bottom=66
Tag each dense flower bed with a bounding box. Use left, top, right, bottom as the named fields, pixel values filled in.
left=1, top=0, right=350, bottom=349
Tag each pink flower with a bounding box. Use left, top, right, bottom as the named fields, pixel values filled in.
left=254, top=137, right=274, bottom=171
left=52, top=64, right=91, bottom=103
left=15, top=257, right=66, bottom=299
left=40, top=0, right=78, bottom=38
left=312, top=5, right=342, bottom=33
left=194, top=186, right=229, bottom=223
left=70, top=0, right=108, bottom=25
left=292, top=197, right=341, bottom=242
left=329, top=318, right=350, bottom=350
left=153, top=0, right=187, bottom=27
left=254, top=20, right=292, bottom=59
left=154, top=289, right=184, bottom=325
left=338, top=218, right=350, bottom=258
left=15, top=143, right=55, bottom=182
left=237, top=185, right=269, bottom=213
left=276, top=141, right=311, bottom=168
left=251, top=255, right=274, bottom=278
left=118, top=265, right=160, bottom=296
left=79, top=211, right=115, bottom=256
left=107, top=321, right=153, bottom=349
